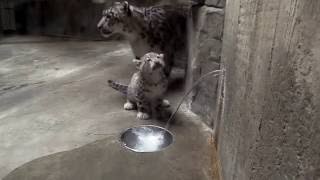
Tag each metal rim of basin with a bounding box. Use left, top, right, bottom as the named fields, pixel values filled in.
left=120, top=125, right=174, bottom=153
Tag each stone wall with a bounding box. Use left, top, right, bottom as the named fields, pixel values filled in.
left=3, top=0, right=169, bottom=37
left=40, top=0, right=173, bottom=38
left=217, top=0, right=320, bottom=179
left=186, top=1, right=224, bottom=127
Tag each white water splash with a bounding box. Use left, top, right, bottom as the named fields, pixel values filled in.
left=132, top=127, right=165, bottom=152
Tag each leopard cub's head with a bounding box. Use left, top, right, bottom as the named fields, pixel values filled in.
left=97, top=1, right=132, bottom=38
left=137, top=53, right=165, bottom=76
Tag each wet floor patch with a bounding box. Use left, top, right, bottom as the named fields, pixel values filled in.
left=3, top=115, right=212, bottom=180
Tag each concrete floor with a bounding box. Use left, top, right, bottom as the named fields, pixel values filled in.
left=0, top=36, right=213, bottom=180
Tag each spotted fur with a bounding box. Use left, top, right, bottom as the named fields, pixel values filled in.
left=97, top=1, right=188, bottom=77
left=108, top=80, right=128, bottom=95
left=108, top=52, right=170, bottom=120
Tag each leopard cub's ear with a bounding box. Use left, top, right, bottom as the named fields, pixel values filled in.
left=122, top=1, right=131, bottom=16
left=158, top=53, right=164, bottom=59
left=133, top=59, right=142, bottom=69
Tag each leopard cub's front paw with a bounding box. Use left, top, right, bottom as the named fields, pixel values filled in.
left=124, top=102, right=136, bottom=110
left=137, top=112, right=150, bottom=120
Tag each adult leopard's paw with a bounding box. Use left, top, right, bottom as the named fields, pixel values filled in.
left=161, top=99, right=170, bottom=108
left=155, top=108, right=172, bottom=120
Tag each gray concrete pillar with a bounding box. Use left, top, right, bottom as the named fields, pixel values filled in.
left=218, top=0, right=320, bottom=179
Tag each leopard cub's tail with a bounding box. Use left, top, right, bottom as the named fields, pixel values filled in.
left=108, top=80, right=128, bottom=95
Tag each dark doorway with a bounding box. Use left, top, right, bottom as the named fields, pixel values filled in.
left=14, top=2, right=28, bottom=34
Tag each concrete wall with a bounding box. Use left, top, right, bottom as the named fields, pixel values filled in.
left=217, top=0, right=320, bottom=179
left=0, top=1, right=16, bottom=32
left=40, top=0, right=103, bottom=38
left=14, top=0, right=108, bottom=37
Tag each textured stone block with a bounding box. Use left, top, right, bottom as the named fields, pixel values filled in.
left=186, top=5, right=224, bottom=126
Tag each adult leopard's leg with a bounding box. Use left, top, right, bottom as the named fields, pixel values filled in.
left=154, top=98, right=171, bottom=119
left=163, top=53, right=174, bottom=77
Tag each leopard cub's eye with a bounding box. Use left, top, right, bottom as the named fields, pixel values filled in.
left=147, top=58, right=151, bottom=62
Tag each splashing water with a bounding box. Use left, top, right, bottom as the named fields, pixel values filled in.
left=132, top=127, right=165, bottom=152
left=165, top=69, right=225, bottom=129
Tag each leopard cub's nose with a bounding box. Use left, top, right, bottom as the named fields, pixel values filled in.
left=152, top=62, right=162, bottom=70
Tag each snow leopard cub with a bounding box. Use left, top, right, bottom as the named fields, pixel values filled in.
left=108, top=52, right=170, bottom=120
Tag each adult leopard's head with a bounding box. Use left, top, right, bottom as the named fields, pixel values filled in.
left=97, top=1, right=132, bottom=38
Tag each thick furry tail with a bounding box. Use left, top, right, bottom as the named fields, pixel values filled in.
left=108, top=80, right=128, bottom=95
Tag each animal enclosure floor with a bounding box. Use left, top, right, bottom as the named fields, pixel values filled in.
left=0, top=36, right=214, bottom=180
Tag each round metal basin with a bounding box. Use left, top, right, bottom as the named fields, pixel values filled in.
left=120, top=125, right=173, bottom=153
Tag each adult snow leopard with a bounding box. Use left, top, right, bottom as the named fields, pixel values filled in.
left=97, top=1, right=188, bottom=77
